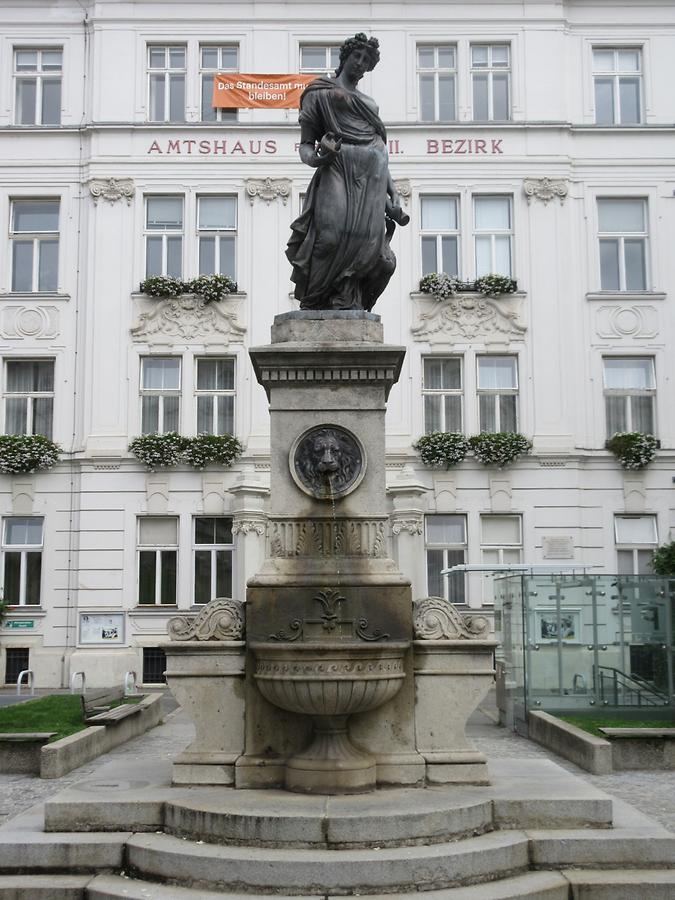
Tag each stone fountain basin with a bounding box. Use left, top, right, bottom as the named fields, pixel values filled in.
left=250, top=641, right=409, bottom=717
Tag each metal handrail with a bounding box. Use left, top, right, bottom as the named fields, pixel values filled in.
left=595, top=664, right=669, bottom=707
left=123, top=671, right=138, bottom=696
left=16, top=669, right=34, bottom=696
left=70, top=671, right=86, bottom=694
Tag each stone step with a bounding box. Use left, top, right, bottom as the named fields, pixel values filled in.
left=0, top=874, right=91, bottom=898
left=562, top=868, right=675, bottom=899
left=0, top=832, right=128, bottom=873
left=529, top=827, right=675, bottom=868
left=125, top=829, right=530, bottom=894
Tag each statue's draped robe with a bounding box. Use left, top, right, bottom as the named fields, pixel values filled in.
left=286, top=77, right=396, bottom=310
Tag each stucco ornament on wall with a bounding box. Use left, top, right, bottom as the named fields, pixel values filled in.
left=413, top=597, right=490, bottom=640
left=88, top=177, right=135, bottom=205
left=269, top=518, right=387, bottom=558
left=595, top=305, right=658, bottom=340
left=0, top=306, right=59, bottom=340
left=523, top=177, right=569, bottom=205
left=245, top=177, right=292, bottom=205
left=168, top=598, right=245, bottom=641
left=412, top=294, right=526, bottom=341
left=131, top=294, right=246, bottom=342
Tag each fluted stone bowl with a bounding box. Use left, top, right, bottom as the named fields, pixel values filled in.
left=250, top=641, right=409, bottom=793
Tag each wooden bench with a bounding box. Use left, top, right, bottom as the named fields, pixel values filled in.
left=79, top=687, right=125, bottom=717
left=84, top=703, right=142, bottom=726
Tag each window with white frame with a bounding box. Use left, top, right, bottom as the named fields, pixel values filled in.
left=597, top=198, right=647, bottom=291
left=614, top=515, right=657, bottom=575
left=140, top=357, right=181, bottom=434
left=603, top=357, right=655, bottom=436
left=200, top=44, right=238, bottom=122
left=14, top=48, right=62, bottom=125
left=417, top=45, right=456, bottom=121
left=138, top=517, right=178, bottom=605
left=300, top=45, right=340, bottom=74
left=2, top=517, right=43, bottom=606
left=147, top=45, right=185, bottom=122
left=197, top=196, right=236, bottom=278
left=145, top=196, right=183, bottom=278
left=422, top=357, right=462, bottom=433
left=193, top=517, right=233, bottom=604
left=477, top=356, right=518, bottom=433
left=426, top=515, right=466, bottom=604
left=474, top=196, right=512, bottom=277
left=421, top=196, right=459, bottom=276
left=593, top=47, right=642, bottom=126
left=10, top=199, right=59, bottom=292
left=195, top=357, right=235, bottom=435
left=3, top=359, right=54, bottom=438
left=480, top=515, right=522, bottom=603
left=471, top=44, right=510, bottom=121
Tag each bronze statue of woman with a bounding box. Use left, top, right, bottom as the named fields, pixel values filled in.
left=286, top=33, right=409, bottom=311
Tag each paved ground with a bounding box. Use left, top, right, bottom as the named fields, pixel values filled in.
left=0, top=690, right=672, bottom=833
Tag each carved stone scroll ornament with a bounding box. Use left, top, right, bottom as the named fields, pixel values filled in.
left=232, top=518, right=266, bottom=536
left=246, top=177, right=292, bottom=205
left=412, top=295, right=526, bottom=341
left=523, top=177, right=569, bottom=206
left=131, top=294, right=246, bottom=342
left=168, top=598, right=245, bottom=641
left=269, top=588, right=389, bottom=643
left=392, top=516, right=423, bottom=536
left=394, top=179, right=411, bottom=207
left=413, top=597, right=490, bottom=640
left=89, top=177, right=135, bottom=205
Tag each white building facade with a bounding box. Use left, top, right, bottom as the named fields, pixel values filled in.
left=0, top=0, right=674, bottom=687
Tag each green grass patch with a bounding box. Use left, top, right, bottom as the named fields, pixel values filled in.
left=559, top=712, right=675, bottom=738
left=0, top=694, right=86, bottom=741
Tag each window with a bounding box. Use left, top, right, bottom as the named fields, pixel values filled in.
left=418, top=45, right=456, bottom=121
left=3, top=360, right=54, bottom=438
left=480, top=515, right=522, bottom=603
left=593, top=48, right=641, bottom=125
left=603, top=357, right=655, bottom=436
left=300, top=45, right=340, bottom=74
left=5, top=647, right=29, bottom=685
left=474, top=196, right=512, bottom=277
left=200, top=44, right=238, bottom=122
left=477, top=356, right=518, bottom=433
left=597, top=198, right=647, bottom=291
left=145, top=196, right=183, bottom=278
left=10, top=199, right=59, bottom=292
left=423, top=357, right=462, bottom=433
left=148, top=45, right=185, bottom=122
left=421, top=197, right=459, bottom=276
left=2, top=517, right=43, bottom=607
left=471, top=44, right=510, bottom=121
left=193, top=517, right=233, bottom=604
left=426, top=515, right=466, bottom=603
left=614, top=515, right=657, bottom=575
left=196, top=358, right=235, bottom=435
left=197, top=196, right=236, bottom=278
left=142, top=647, right=167, bottom=684
left=138, top=517, right=178, bottom=605
left=141, top=357, right=181, bottom=434
left=14, top=48, right=62, bottom=126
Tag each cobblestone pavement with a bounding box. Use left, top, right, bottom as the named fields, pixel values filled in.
left=0, top=695, right=673, bottom=834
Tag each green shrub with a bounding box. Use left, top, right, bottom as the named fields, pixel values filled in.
left=182, top=433, right=243, bottom=469
left=129, top=432, right=243, bottom=471
left=468, top=432, right=532, bottom=468
left=140, top=274, right=238, bottom=303
left=650, top=541, right=675, bottom=577
left=605, top=432, right=658, bottom=470
left=419, top=272, right=461, bottom=300
left=473, top=274, right=518, bottom=296
left=128, top=432, right=189, bottom=471
left=0, top=434, right=61, bottom=474
left=414, top=432, right=470, bottom=468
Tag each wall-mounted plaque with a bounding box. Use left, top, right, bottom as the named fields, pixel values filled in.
left=542, top=536, right=575, bottom=559
left=79, top=613, right=125, bottom=645
left=290, top=425, right=365, bottom=500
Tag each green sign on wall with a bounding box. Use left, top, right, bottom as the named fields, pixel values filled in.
left=5, top=620, right=35, bottom=629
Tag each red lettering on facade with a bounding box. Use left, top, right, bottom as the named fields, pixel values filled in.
left=199, top=140, right=211, bottom=154
left=475, top=139, right=487, bottom=154
left=167, top=140, right=181, bottom=153
left=441, top=139, right=453, bottom=153
left=148, top=141, right=162, bottom=154
left=454, top=139, right=466, bottom=154
left=183, top=139, right=196, bottom=154
left=231, top=141, right=245, bottom=154
left=491, top=139, right=503, bottom=154
left=427, top=139, right=439, bottom=154
left=265, top=140, right=278, bottom=154
left=213, top=141, right=228, bottom=154
left=249, top=140, right=262, bottom=155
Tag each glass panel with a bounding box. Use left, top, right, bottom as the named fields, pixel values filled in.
left=491, top=45, right=509, bottom=66
left=6, top=360, right=53, bottom=392
left=217, top=395, right=234, bottom=434
left=146, top=197, right=182, bottom=230
left=479, top=394, right=496, bottom=432
left=478, top=356, right=517, bottom=389
left=12, top=241, right=33, bottom=292
left=5, top=398, right=27, bottom=435
left=494, top=235, right=511, bottom=276
left=301, top=47, right=327, bottom=70
left=13, top=200, right=59, bottom=232
left=5, top=518, right=42, bottom=545
left=619, top=77, right=640, bottom=124
left=197, top=358, right=233, bottom=390
left=446, top=550, right=465, bottom=603
left=636, top=549, right=653, bottom=576
left=618, top=50, right=640, bottom=71
left=426, top=514, right=465, bottom=545
left=615, top=515, right=657, bottom=544
left=143, top=358, right=180, bottom=389
left=438, top=75, right=455, bottom=120
left=149, top=73, right=165, bottom=120
left=426, top=548, right=444, bottom=597
left=201, top=74, right=216, bottom=120
left=141, top=395, right=159, bottom=434
left=215, top=518, right=233, bottom=543
left=482, top=515, right=520, bottom=544
left=630, top=395, right=654, bottom=434
left=441, top=236, right=459, bottom=275
left=195, top=517, right=216, bottom=544
left=145, top=236, right=162, bottom=277
left=599, top=239, right=620, bottom=289
left=194, top=550, right=211, bottom=603
left=471, top=45, right=488, bottom=67
left=199, top=236, right=215, bottom=275
left=40, top=49, right=60, bottom=70
left=617, top=548, right=634, bottom=575
left=499, top=394, right=518, bottom=432
left=438, top=46, right=455, bottom=68
left=222, top=47, right=238, bottom=69
left=329, top=47, right=340, bottom=69
left=605, top=394, right=626, bottom=435
left=594, top=77, right=614, bottom=124
left=598, top=198, right=644, bottom=232
left=138, top=551, right=156, bottom=602
left=25, top=552, right=41, bottom=605
left=160, top=550, right=177, bottom=604
left=215, top=549, right=232, bottom=597
left=593, top=49, right=615, bottom=71
left=41, top=78, right=61, bottom=125
left=421, top=236, right=438, bottom=274
left=38, top=239, right=58, bottom=291
left=33, top=397, right=53, bottom=438
left=167, top=237, right=182, bottom=278
left=197, top=395, right=212, bottom=433
left=417, top=47, right=435, bottom=68
left=15, top=50, right=38, bottom=71
left=624, top=239, right=646, bottom=290
left=421, top=196, right=456, bottom=231
left=162, top=395, right=179, bottom=432
left=472, top=73, right=489, bottom=119
left=3, top=553, right=21, bottom=604
left=139, top=516, right=178, bottom=545
left=475, top=196, right=510, bottom=230
left=603, top=358, right=654, bottom=389
left=475, top=235, right=491, bottom=276
left=169, top=47, right=185, bottom=68
left=168, top=74, right=185, bottom=121
left=148, top=47, right=166, bottom=68
left=492, top=73, right=509, bottom=119
left=219, top=235, right=236, bottom=278
left=201, top=47, right=219, bottom=69
left=444, top=395, right=462, bottom=432
left=16, top=78, right=37, bottom=124
left=424, top=357, right=461, bottom=390
left=424, top=395, right=441, bottom=433
left=419, top=74, right=435, bottom=120
left=199, top=196, right=236, bottom=229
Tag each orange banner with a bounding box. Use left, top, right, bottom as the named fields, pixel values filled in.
left=213, top=73, right=318, bottom=109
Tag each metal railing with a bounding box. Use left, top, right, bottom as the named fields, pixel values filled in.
left=16, top=669, right=34, bottom=696
left=595, top=665, right=669, bottom=707
left=70, top=671, right=86, bottom=694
